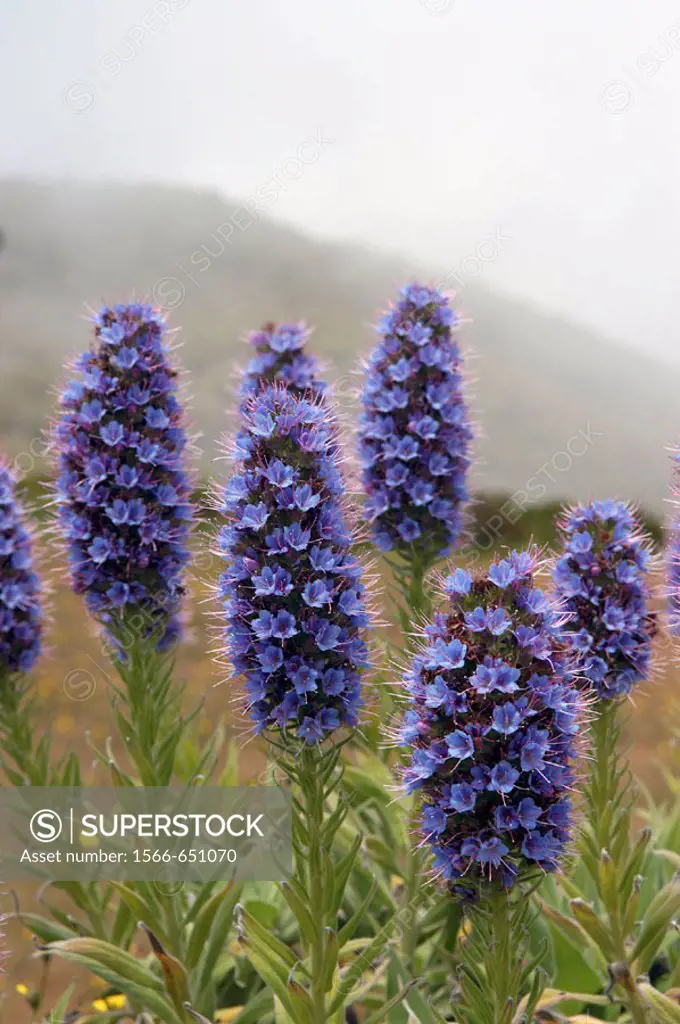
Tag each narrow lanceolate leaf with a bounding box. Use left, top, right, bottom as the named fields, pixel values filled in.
left=321, top=928, right=339, bottom=994
left=338, top=879, right=379, bottom=949
left=280, top=881, right=316, bottom=944
left=186, top=883, right=238, bottom=970
left=328, top=912, right=400, bottom=1014
left=140, top=923, right=190, bottom=1012
left=330, top=833, right=363, bottom=915
left=43, top=948, right=183, bottom=1024
left=108, top=883, right=171, bottom=949
left=240, top=938, right=311, bottom=1024
left=635, top=984, right=680, bottom=1024
left=632, top=875, right=680, bottom=969
left=387, top=949, right=444, bottom=1024
left=239, top=905, right=300, bottom=977
left=47, top=937, right=163, bottom=991
left=569, top=900, right=617, bottom=961
left=540, top=901, right=598, bottom=954
left=361, top=981, right=417, bottom=1024
left=13, top=912, right=78, bottom=944
left=195, top=884, right=242, bottom=1000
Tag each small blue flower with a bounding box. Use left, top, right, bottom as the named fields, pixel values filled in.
left=400, top=548, right=582, bottom=896
left=445, top=730, right=475, bottom=760
left=554, top=501, right=655, bottom=699
left=447, top=782, right=477, bottom=812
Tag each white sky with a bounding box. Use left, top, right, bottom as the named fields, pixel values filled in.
left=2, top=0, right=679, bottom=360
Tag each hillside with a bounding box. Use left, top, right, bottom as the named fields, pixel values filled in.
left=0, top=178, right=677, bottom=513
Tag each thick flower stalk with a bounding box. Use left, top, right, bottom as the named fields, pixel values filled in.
left=400, top=549, right=582, bottom=1024
left=239, top=321, right=327, bottom=408
left=0, top=460, right=45, bottom=784
left=219, top=386, right=368, bottom=742
left=54, top=302, right=193, bottom=649
left=554, top=500, right=655, bottom=700
left=552, top=501, right=657, bottom=1024
left=358, top=282, right=472, bottom=579
left=53, top=302, right=196, bottom=785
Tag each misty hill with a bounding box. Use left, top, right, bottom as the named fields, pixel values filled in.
left=0, top=178, right=677, bottom=515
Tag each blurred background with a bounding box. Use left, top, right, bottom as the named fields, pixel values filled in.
left=1, top=0, right=680, bottom=1014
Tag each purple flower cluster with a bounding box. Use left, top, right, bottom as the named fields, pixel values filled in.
left=54, top=303, right=193, bottom=648
left=219, top=387, right=369, bottom=744
left=554, top=500, right=655, bottom=700
left=0, top=462, right=42, bottom=675
left=240, top=322, right=326, bottom=407
left=401, top=549, right=581, bottom=895
left=358, top=282, right=472, bottom=563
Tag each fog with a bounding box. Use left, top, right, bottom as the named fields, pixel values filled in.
left=2, top=0, right=679, bottom=360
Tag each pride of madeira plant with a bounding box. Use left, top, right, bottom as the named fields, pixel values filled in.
left=217, top=385, right=408, bottom=1022
left=401, top=549, right=583, bottom=1024
left=551, top=500, right=670, bottom=1022
left=53, top=301, right=198, bottom=785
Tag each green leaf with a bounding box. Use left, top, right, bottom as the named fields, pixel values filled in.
left=47, top=936, right=163, bottom=990
left=195, top=882, right=242, bottom=1005
left=632, top=875, right=680, bottom=970
left=280, top=881, right=316, bottom=944
left=328, top=910, right=400, bottom=1015
left=338, top=879, right=379, bottom=950
left=44, top=948, right=183, bottom=1024
left=240, top=905, right=300, bottom=975
left=229, top=987, right=274, bottom=1023
left=239, top=937, right=308, bottom=1023
left=331, top=833, right=363, bottom=916
left=186, top=884, right=238, bottom=970
left=387, top=949, right=445, bottom=1024
left=49, top=984, right=75, bottom=1023
left=636, top=984, right=680, bottom=1024
left=12, top=911, right=78, bottom=944
left=568, top=899, right=616, bottom=961
left=140, top=922, right=191, bottom=1012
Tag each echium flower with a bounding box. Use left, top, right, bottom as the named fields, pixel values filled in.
left=218, top=386, right=369, bottom=744
left=554, top=500, right=655, bottom=700
left=239, top=321, right=327, bottom=408
left=358, top=282, right=472, bottom=563
left=54, top=303, right=193, bottom=648
left=0, top=461, right=42, bottom=676
left=400, top=549, right=581, bottom=896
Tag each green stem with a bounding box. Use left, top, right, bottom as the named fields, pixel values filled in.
left=488, top=889, right=515, bottom=1024
left=0, top=673, right=45, bottom=784
left=392, top=554, right=434, bottom=968
left=297, top=745, right=333, bottom=1024
left=304, top=747, right=327, bottom=1023
left=461, top=888, right=527, bottom=1024
left=585, top=701, right=648, bottom=1024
